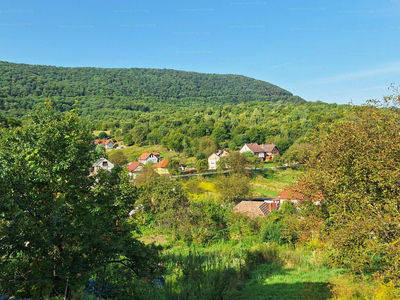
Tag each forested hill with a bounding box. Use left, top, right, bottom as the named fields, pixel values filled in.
left=0, top=61, right=305, bottom=117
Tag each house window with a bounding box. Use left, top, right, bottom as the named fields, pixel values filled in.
left=102, top=161, right=108, bottom=166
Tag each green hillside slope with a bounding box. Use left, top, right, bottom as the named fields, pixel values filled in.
left=0, top=61, right=305, bottom=117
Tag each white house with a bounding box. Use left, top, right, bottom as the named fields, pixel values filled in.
left=127, top=161, right=143, bottom=179
left=239, top=143, right=279, bottom=161
left=208, top=149, right=229, bottom=170
left=137, top=152, right=160, bottom=164
left=92, top=158, right=114, bottom=174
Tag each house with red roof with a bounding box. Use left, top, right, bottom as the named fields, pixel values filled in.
left=127, top=161, right=144, bottom=179
left=137, top=152, right=160, bottom=164
left=239, top=143, right=279, bottom=161
left=152, top=158, right=169, bottom=175
left=93, top=139, right=114, bottom=149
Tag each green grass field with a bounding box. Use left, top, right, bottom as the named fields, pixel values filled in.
left=230, top=263, right=340, bottom=300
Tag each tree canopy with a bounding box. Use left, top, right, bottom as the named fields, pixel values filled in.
left=0, top=104, right=160, bottom=299
left=294, top=94, right=400, bottom=282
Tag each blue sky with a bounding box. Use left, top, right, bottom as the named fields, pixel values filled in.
left=1, top=0, right=399, bottom=105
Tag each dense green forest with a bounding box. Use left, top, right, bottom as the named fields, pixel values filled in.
left=0, top=61, right=351, bottom=160
left=0, top=61, right=304, bottom=118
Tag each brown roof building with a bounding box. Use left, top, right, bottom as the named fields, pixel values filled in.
left=239, top=143, right=279, bottom=161
left=233, top=201, right=277, bottom=218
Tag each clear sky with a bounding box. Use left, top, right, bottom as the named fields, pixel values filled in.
left=1, top=0, right=399, bottom=105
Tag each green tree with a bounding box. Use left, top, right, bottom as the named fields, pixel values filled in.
left=162, top=130, right=185, bottom=151
left=0, top=104, right=160, bottom=299
left=123, top=133, right=133, bottom=146
left=98, top=131, right=108, bottom=139
left=295, top=95, right=400, bottom=282
left=280, top=143, right=316, bottom=165
left=136, top=177, right=189, bottom=227
left=131, top=124, right=150, bottom=146
left=134, top=164, right=160, bottom=187
left=108, top=150, right=128, bottom=166
left=215, top=174, right=252, bottom=203
left=114, top=128, right=123, bottom=140
left=229, top=134, right=250, bottom=150
left=243, top=151, right=262, bottom=169
left=95, top=144, right=106, bottom=155
left=276, top=138, right=292, bottom=155
left=196, top=158, right=209, bottom=173
left=167, top=158, right=180, bottom=175
left=211, top=126, right=229, bottom=145
left=226, top=151, right=250, bottom=175
left=198, top=136, right=218, bottom=157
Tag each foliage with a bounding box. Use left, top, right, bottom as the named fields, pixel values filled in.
left=123, top=133, right=133, bottom=146
left=136, top=177, right=189, bottom=228
left=225, top=151, right=250, bottom=175
left=108, top=150, right=128, bottom=166
left=294, top=95, right=400, bottom=283
left=0, top=104, right=161, bottom=299
left=95, top=143, right=106, bottom=155
left=175, top=200, right=231, bottom=243
left=0, top=61, right=305, bottom=118
left=134, top=164, right=160, bottom=187
left=195, top=158, right=209, bottom=173
left=166, top=158, right=180, bottom=175
left=277, top=142, right=316, bottom=165
left=98, top=131, right=108, bottom=139
left=215, top=174, right=252, bottom=203
left=198, top=136, right=217, bottom=157
left=0, top=113, right=21, bottom=128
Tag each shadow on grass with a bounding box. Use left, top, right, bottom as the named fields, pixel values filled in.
left=230, top=281, right=332, bottom=300
left=228, top=262, right=333, bottom=300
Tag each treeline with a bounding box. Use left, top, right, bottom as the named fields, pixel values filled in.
left=0, top=61, right=304, bottom=117
left=102, top=101, right=349, bottom=159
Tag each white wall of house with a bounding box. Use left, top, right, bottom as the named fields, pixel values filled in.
left=139, top=155, right=159, bottom=164
left=208, top=153, right=220, bottom=170
left=239, top=144, right=252, bottom=154
left=105, top=142, right=114, bottom=149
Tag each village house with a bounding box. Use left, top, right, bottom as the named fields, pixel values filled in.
left=91, top=158, right=114, bottom=174
left=127, top=161, right=143, bottom=179
left=137, top=152, right=160, bottom=164
left=233, top=201, right=278, bottom=218
left=152, top=158, right=169, bottom=175
left=93, top=139, right=115, bottom=149
left=239, top=143, right=279, bottom=161
left=208, top=149, right=229, bottom=170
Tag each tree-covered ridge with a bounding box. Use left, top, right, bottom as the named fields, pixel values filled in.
left=0, top=60, right=305, bottom=116
left=96, top=100, right=349, bottom=155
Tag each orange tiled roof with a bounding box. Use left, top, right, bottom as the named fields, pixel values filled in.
left=138, top=152, right=161, bottom=160
left=152, top=158, right=168, bottom=168
left=128, top=161, right=143, bottom=172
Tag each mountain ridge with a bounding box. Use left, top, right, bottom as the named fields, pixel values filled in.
left=0, top=60, right=305, bottom=117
